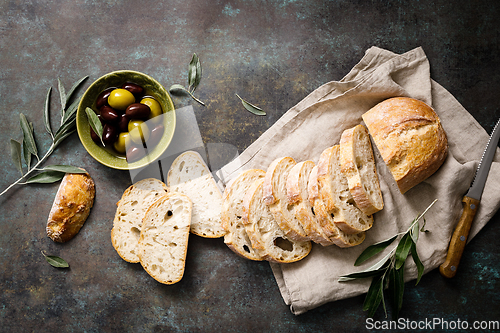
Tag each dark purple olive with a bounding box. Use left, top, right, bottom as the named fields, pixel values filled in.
left=126, top=145, right=146, bottom=162
left=102, top=124, right=118, bottom=146
left=96, top=87, right=116, bottom=109
left=117, top=113, right=129, bottom=132
left=146, top=124, right=164, bottom=148
left=90, top=127, right=101, bottom=144
left=100, top=105, right=120, bottom=123
left=125, top=103, right=151, bottom=120
left=121, top=82, right=144, bottom=96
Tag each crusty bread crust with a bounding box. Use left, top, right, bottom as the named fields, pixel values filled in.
left=46, top=171, right=95, bottom=243
left=362, top=97, right=448, bottom=194
left=340, top=124, right=384, bottom=215
left=221, top=169, right=265, bottom=261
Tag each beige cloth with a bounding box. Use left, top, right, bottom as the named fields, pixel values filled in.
left=218, top=46, right=500, bottom=315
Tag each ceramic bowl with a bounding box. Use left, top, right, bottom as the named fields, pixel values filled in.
left=76, top=70, right=176, bottom=170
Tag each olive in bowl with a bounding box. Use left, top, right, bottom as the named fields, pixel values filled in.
left=76, top=70, right=175, bottom=170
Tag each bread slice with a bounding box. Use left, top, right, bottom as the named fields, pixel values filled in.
left=262, top=157, right=309, bottom=242
left=221, top=169, right=266, bottom=261
left=286, top=161, right=334, bottom=246
left=167, top=151, right=225, bottom=238
left=317, top=146, right=373, bottom=234
left=340, top=124, right=384, bottom=215
left=308, top=165, right=366, bottom=248
left=138, top=192, right=192, bottom=284
left=111, top=178, right=168, bottom=263
left=242, top=178, right=311, bottom=263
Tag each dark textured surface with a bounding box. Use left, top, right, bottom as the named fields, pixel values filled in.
left=1, top=1, right=499, bottom=332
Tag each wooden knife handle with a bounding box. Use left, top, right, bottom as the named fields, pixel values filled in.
left=439, top=196, right=480, bottom=278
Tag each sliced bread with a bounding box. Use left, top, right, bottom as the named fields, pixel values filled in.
left=317, top=146, right=373, bottom=234
left=340, top=124, right=384, bottom=215
left=308, top=165, right=366, bottom=248
left=167, top=151, right=226, bottom=238
left=262, top=157, right=309, bottom=242
left=242, top=178, right=311, bottom=263
left=286, top=161, right=334, bottom=246
left=111, top=178, right=168, bottom=263
left=221, top=169, right=266, bottom=261
left=138, top=192, right=192, bottom=284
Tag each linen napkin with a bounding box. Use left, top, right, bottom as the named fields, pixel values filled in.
left=218, top=46, right=500, bottom=315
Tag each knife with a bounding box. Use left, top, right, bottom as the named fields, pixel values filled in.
left=440, top=117, right=500, bottom=278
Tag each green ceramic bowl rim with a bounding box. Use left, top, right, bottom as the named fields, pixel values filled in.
left=76, top=70, right=176, bottom=170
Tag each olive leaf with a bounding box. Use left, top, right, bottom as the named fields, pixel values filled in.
left=169, top=53, right=205, bottom=106
left=236, top=94, right=266, bottom=116
left=85, top=107, right=104, bottom=146
left=10, top=139, right=23, bottom=175
left=354, top=235, right=397, bottom=266
left=26, top=171, right=65, bottom=184
left=188, top=53, right=202, bottom=93
left=42, top=251, right=69, bottom=268
left=339, top=199, right=437, bottom=319
left=44, top=87, right=53, bottom=139
left=410, top=241, right=424, bottom=285
left=0, top=76, right=88, bottom=197
left=20, top=113, right=38, bottom=158
left=42, top=165, right=86, bottom=174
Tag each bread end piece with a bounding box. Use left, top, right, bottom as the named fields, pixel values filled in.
left=46, top=172, right=95, bottom=243
left=362, top=97, right=448, bottom=194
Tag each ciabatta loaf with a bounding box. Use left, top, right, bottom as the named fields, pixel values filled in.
left=317, top=146, right=373, bottom=234
left=362, top=97, right=448, bottom=194
left=138, top=192, right=192, bottom=285
left=242, top=178, right=311, bottom=263
left=46, top=171, right=95, bottom=243
left=262, top=157, right=309, bottom=242
left=111, top=178, right=168, bottom=263
left=221, top=169, right=265, bottom=261
left=340, top=124, right=384, bottom=215
left=308, top=165, right=366, bottom=248
left=286, top=161, right=334, bottom=246
left=167, top=151, right=225, bottom=238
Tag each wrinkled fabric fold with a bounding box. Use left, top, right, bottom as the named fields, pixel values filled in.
left=218, top=47, right=500, bottom=315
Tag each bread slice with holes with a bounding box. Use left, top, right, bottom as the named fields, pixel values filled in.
left=317, top=146, right=373, bottom=234
left=242, top=178, right=311, bottom=263
left=340, top=124, right=384, bottom=215
left=286, top=161, right=334, bottom=246
left=308, top=165, right=366, bottom=248
left=138, top=192, right=192, bottom=284
left=167, top=151, right=225, bottom=238
left=262, top=157, right=310, bottom=242
left=221, top=169, right=266, bottom=261
left=111, top=178, right=168, bottom=263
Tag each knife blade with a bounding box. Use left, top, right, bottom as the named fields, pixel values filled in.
left=440, top=117, right=500, bottom=278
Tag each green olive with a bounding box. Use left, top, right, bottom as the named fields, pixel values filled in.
left=128, top=120, right=150, bottom=144
left=113, top=132, right=131, bottom=154
left=108, top=88, right=136, bottom=110
left=141, top=97, right=162, bottom=120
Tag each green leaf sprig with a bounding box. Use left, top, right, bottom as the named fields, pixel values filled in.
left=339, top=199, right=437, bottom=319
left=42, top=251, right=69, bottom=268
left=169, top=53, right=205, bottom=106
left=236, top=94, right=267, bottom=116
left=1, top=76, right=88, bottom=197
